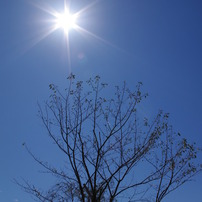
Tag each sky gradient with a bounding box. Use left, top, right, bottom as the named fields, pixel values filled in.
left=0, top=0, right=202, bottom=201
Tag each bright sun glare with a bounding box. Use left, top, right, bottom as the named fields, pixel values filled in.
left=55, top=10, right=77, bottom=34
left=28, top=0, right=117, bottom=73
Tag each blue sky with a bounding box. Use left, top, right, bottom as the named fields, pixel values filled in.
left=0, top=0, right=202, bottom=201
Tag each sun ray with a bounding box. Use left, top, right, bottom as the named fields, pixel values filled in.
left=64, top=32, right=72, bottom=73
left=75, top=26, right=126, bottom=53
left=73, top=0, right=99, bottom=17
left=20, top=25, right=57, bottom=56
left=28, top=0, right=59, bottom=18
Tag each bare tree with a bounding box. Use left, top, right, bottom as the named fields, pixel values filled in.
left=16, top=75, right=201, bottom=202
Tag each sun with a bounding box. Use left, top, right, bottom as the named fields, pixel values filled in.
left=26, top=0, right=118, bottom=73
left=54, top=10, right=77, bottom=34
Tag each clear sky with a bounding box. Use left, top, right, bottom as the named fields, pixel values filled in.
left=0, top=0, right=202, bottom=201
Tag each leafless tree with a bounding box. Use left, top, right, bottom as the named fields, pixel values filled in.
left=16, top=75, right=201, bottom=202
